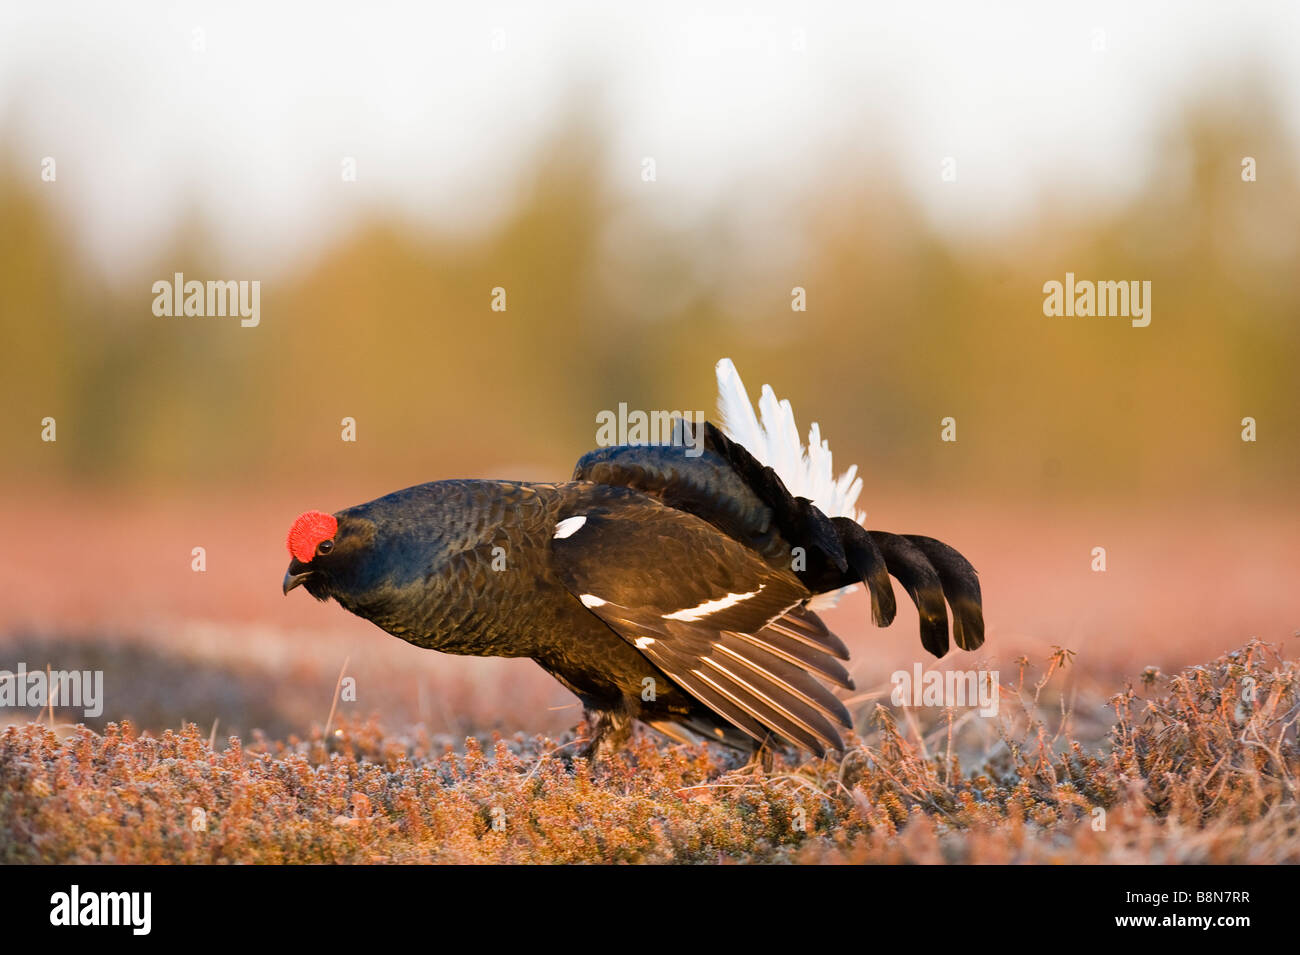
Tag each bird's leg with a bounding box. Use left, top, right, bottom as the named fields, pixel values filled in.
left=580, top=706, right=633, bottom=762
left=739, top=734, right=778, bottom=774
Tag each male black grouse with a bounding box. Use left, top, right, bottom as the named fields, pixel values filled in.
left=283, top=359, right=984, bottom=760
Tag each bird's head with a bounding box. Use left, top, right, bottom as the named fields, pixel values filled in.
left=282, top=486, right=458, bottom=629
left=282, top=509, right=376, bottom=601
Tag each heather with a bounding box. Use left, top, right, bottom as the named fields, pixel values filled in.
left=3, top=641, right=1295, bottom=864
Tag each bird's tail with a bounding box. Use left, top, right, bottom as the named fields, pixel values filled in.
left=715, top=358, right=865, bottom=525
left=714, top=358, right=984, bottom=656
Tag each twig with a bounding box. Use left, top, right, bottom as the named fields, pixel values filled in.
left=522, top=736, right=588, bottom=783
left=324, top=656, right=350, bottom=739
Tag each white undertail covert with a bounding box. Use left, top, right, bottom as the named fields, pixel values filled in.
left=714, top=357, right=866, bottom=608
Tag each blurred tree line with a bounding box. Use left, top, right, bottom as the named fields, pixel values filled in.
left=2, top=84, right=1295, bottom=502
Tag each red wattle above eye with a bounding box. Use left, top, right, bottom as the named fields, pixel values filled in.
left=287, top=511, right=338, bottom=562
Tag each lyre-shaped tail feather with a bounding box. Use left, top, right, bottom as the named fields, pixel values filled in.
left=714, top=358, right=985, bottom=658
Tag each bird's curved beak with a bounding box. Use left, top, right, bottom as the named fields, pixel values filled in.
left=283, top=560, right=313, bottom=595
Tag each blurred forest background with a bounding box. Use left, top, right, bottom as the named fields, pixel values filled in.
left=0, top=6, right=1297, bottom=743
left=5, top=89, right=1298, bottom=496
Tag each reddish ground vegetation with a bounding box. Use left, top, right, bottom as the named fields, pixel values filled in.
left=2, top=642, right=1295, bottom=864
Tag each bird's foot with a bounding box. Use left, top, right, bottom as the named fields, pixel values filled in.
left=577, top=707, right=633, bottom=763
left=737, top=736, right=778, bottom=775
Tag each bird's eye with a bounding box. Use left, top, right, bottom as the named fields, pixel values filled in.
left=316, top=539, right=334, bottom=556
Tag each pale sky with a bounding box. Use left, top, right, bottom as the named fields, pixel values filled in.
left=2, top=1, right=1297, bottom=276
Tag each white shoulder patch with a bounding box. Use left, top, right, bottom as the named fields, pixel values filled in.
left=663, top=588, right=761, bottom=622
left=579, top=593, right=606, bottom=608
left=553, top=515, right=587, bottom=539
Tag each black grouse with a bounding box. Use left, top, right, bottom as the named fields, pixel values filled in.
left=283, top=359, right=984, bottom=759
